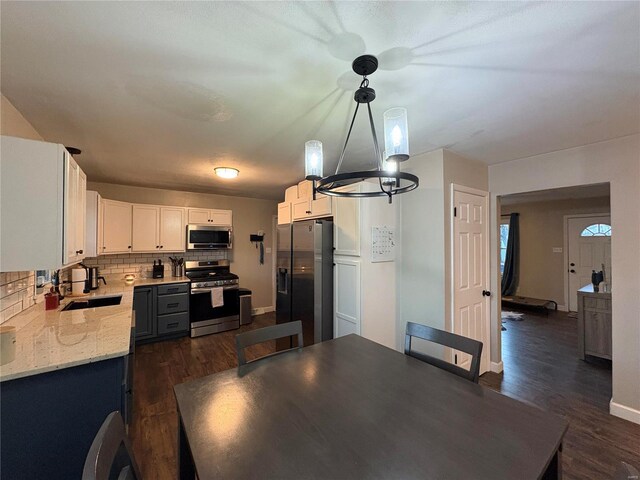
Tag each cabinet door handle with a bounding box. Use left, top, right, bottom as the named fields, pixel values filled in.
left=167, top=303, right=179, bottom=308
left=167, top=288, right=178, bottom=293
left=167, top=322, right=179, bottom=328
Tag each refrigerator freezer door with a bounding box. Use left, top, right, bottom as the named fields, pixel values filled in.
left=276, top=224, right=292, bottom=327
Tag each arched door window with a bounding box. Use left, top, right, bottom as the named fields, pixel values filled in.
left=580, top=223, right=611, bottom=237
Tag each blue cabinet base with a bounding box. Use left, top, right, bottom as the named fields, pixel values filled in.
left=1, top=357, right=126, bottom=480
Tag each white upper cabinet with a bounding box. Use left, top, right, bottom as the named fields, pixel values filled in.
left=277, top=202, right=292, bottom=225
left=187, top=208, right=210, bottom=224
left=0, top=136, right=87, bottom=270
left=187, top=208, right=232, bottom=226
left=131, top=205, right=185, bottom=253
left=159, top=207, right=185, bottom=252
left=292, top=197, right=312, bottom=220
left=63, top=152, right=87, bottom=266
left=132, top=205, right=160, bottom=252
left=85, top=191, right=102, bottom=258
left=102, top=200, right=132, bottom=254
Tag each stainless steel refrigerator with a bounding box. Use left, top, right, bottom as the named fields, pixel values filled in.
left=276, top=219, right=333, bottom=350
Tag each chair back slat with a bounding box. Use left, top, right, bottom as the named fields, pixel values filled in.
left=404, top=321, right=483, bottom=383
left=82, top=412, right=141, bottom=480
left=236, top=321, right=303, bottom=366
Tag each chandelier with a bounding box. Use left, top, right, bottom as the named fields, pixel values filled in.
left=304, top=55, right=419, bottom=204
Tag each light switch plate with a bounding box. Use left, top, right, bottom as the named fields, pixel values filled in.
left=552, top=247, right=563, bottom=253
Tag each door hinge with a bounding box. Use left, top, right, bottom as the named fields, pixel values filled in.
left=454, top=207, right=457, bottom=217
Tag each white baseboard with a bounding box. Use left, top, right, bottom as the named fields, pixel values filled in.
left=490, top=361, right=504, bottom=373
left=556, top=304, right=568, bottom=312
left=610, top=400, right=640, bottom=425
left=251, top=306, right=275, bottom=316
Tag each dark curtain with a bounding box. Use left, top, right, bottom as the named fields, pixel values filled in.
left=501, top=213, right=520, bottom=296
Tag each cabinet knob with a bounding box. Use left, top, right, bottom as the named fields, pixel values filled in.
left=156, top=245, right=159, bottom=249
left=128, top=246, right=132, bottom=249
left=160, top=245, right=163, bottom=249
left=570, top=269, right=576, bottom=273
left=76, top=249, right=83, bottom=254
left=306, top=210, right=312, bottom=214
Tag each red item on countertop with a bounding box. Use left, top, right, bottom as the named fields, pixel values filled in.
left=45, top=293, right=59, bottom=310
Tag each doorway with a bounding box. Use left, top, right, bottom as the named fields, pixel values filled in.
left=565, top=214, right=612, bottom=312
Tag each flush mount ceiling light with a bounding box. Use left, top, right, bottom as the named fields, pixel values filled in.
left=214, top=167, right=239, bottom=179
left=304, top=55, right=418, bottom=204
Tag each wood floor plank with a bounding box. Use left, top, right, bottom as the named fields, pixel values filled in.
left=131, top=310, right=640, bottom=479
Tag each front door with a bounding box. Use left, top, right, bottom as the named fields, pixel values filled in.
left=567, top=215, right=611, bottom=311
left=453, top=187, right=490, bottom=375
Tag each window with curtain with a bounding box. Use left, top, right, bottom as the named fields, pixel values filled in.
left=500, top=221, right=510, bottom=274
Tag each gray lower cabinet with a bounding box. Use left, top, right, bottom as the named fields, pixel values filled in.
left=134, top=282, right=190, bottom=343
left=577, top=287, right=612, bottom=360
left=134, top=286, right=155, bottom=339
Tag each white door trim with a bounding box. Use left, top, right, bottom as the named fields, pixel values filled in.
left=563, top=212, right=611, bottom=312
left=450, top=183, right=491, bottom=375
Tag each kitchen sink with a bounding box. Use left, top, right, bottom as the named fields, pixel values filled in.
left=61, top=295, right=123, bottom=311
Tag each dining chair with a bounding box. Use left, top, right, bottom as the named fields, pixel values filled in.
left=614, top=461, right=639, bottom=480
left=236, top=320, right=303, bottom=366
left=82, top=411, right=142, bottom=480
left=404, top=321, right=483, bottom=383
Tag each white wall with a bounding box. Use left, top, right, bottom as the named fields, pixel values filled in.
left=397, top=149, right=489, bottom=357
left=397, top=150, right=446, bottom=351
left=488, top=134, right=640, bottom=423
left=0, top=94, right=43, bottom=141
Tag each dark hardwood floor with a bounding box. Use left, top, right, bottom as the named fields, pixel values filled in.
left=131, top=310, right=640, bottom=479
left=481, top=308, right=640, bottom=480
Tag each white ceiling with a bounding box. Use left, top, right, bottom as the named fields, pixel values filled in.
left=2, top=1, right=638, bottom=200
left=500, top=183, right=610, bottom=206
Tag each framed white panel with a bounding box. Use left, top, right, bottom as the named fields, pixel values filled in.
left=333, top=186, right=361, bottom=257
left=334, top=257, right=361, bottom=337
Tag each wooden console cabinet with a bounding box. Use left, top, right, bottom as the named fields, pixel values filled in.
left=577, top=285, right=612, bottom=360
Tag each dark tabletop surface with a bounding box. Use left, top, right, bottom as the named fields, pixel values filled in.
left=174, top=334, right=568, bottom=479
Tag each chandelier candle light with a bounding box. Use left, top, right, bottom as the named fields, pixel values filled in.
left=304, top=55, right=418, bottom=203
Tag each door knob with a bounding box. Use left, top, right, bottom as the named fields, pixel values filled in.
left=570, top=269, right=576, bottom=273
left=482, top=290, right=491, bottom=297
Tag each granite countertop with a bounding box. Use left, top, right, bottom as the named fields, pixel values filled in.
left=0, top=275, right=190, bottom=382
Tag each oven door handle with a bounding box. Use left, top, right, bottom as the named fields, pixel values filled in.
left=191, top=286, right=239, bottom=294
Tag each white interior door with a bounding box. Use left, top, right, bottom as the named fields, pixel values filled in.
left=567, top=215, right=611, bottom=311
left=453, top=188, right=490, bottom=375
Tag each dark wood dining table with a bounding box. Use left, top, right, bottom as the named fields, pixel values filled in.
left=174, top=334, right=568, bottom=479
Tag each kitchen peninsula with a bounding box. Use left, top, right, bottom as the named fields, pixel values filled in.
left=0, top=275, right=189, bottom=480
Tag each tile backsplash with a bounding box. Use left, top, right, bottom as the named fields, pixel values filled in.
left=0, top=271, right=36, bottom=324
left=81, top=251, right=227, bottom=278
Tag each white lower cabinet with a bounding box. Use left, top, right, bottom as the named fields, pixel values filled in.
left=334, top=257, right=361, bottom=337
left=102, top=200, right=132, bottom=254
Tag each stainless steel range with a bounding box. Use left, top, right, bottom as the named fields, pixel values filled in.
left=184, top=260, right=240, bottom=337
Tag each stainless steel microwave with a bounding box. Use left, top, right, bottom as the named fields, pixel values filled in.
left=186, top=225, right=232, bottom=250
